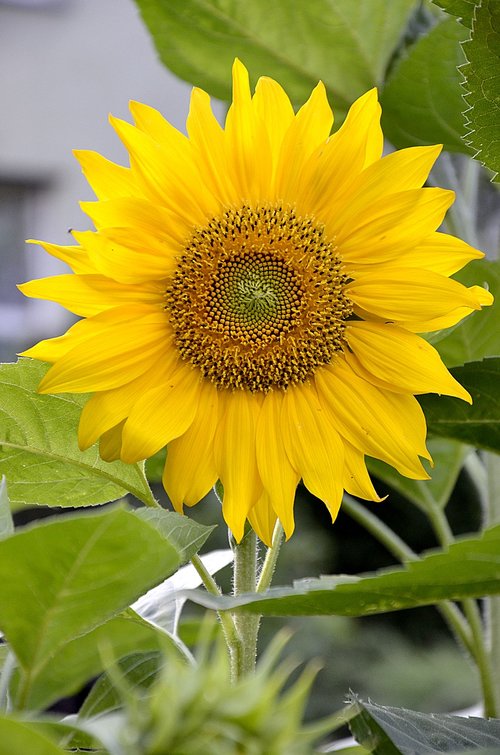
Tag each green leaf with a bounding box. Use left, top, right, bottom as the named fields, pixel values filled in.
left=432, top=0, right=476, bottom=28
left=15, top=612, right=168, bottom=711
left=80, top=650, right=162, bottom=719
left=462, top=0, right=500, bottom=179
left=0, top=359, right=156, bottom=508
left=348, top=697, right=500, bottom=754
left=0, top=476, right=13, bottom=539
left=434, top=260, right=500, bottom=367
left=184, top=523, right=500, bottom=616
left=421, top=357, right=500, bottom=453
left=135, top=508, right=215, bottom=563
left=368, top=438, right=467, bottom=513
left=381, top=18, right=470, bottom=152
left=0, top=509, right=179, bottom=680
left=134, top=0, right=417, bottom=110
left=0, top=716, right=67, bottom=755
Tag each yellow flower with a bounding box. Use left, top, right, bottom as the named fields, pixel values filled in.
left=20, top=60, right=492, bottom=545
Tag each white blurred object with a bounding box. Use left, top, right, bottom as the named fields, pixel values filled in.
left=132, top=549, right=233, bottom=636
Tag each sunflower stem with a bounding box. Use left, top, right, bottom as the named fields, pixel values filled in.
left=232, top=526, right=260, bottom=678
left=426, top=502, right=499, bottom=717
left=190, top=553, right=242, bottom=680
left=257, top=521, right=284, bottom=593
left=484, top=452, right=500, bottom=715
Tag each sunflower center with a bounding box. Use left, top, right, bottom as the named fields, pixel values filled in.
left=207, top=250, right=302, bottom=344
left=165, top=205, right=352, bottom=391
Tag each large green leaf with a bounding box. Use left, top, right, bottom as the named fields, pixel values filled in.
left=15, top=611, right=167, bottom=711
left=184, top=523, right=500, bottom=616
left=0, top=359, right=156, bottom=508
left=368, top=438, right=467, bottom=513
left=462, top=0, right=500, bottom=179
left=380, top=18, right=470, bottom=152
left=0, top=717, right=67, bottom=755
left=348, top=697, right=500, bottom=754
left=421, top=358, right=500, bottom=453
left=434, top=260, right=500, bottom=367
left=432, top=0, right=475, bottom=28
left=0, top=509, right=179, bottom=684
left=135, top=508, right=215, bottom=563
left=134, top=0, right=416, bottom=110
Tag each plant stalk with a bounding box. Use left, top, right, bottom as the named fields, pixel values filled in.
left=232, top=527, right=260, bottom=678
left=485, top=452, right=500, bottom=715
left=257, top=521, right=284, bottom=593
left=426, top=502, right=499, bottom=717
left=190, top=553, right=242, bottom=681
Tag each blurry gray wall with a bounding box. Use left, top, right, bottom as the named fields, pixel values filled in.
left=0, top=0, right=218, bottom=358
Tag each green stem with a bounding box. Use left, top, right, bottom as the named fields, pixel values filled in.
left=342, top=495, right=473, bottom=655
left=190, top=553, right=242, bottom=680
left=485, top=453, right=500, bottom=713
left=232, top=528, right=260, bottom=678
left=426, top=503, right=498, bottom=717
left=257, top=521, right=284, bottom=593
left=463, top=598, right=499, bottom=717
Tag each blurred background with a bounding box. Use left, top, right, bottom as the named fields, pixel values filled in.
left=0, top=0, right=486, bottom=723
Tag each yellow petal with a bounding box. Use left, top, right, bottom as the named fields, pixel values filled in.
left=38, top=306, right=170, bottom=393
left=20, top=316, right=97, bottom=362
left=19, top=274, right=164, bottom=317
left=72, top=229, right=177, bottom=284
left=247, top=493, right=278, bottom=547
left=130, top=100, right=189, bottom=147
left=224, top=59, right=273, bottom=201
left=253, top=76, right=294, bottom=152
left=110, top=115, right=218, bottom=225
left=80, top=196, right=183, bottom=241
left=343, top=441, right=383, bottom=502
left=256, top=390, right=299, bottom=540
left=73, top=149, right=139, bottom=200
left=316, top=358, right=430, bottom=479
left=326, top=144, right=441, bottom=223
left=21, top=303, right=160, bottom=362
left=275, top=80, right=333, bottom=202
left=297, top=88, right=382, bottom=215
left=346, top=321, right=471, bottom=401
left=392, top=232, right=485, bottom=276
left=187, top=87, right=238, bottom=206
left=121, top=364, right=201, bottom=463
left=337, top=188, right=454, bottom=262
left=401, top=285, right=494, bottom=332
left=162, top=380, right=219, bottom=512
left=213, top=389, right=263, bottom=542
left=99, top=421, right=125, bottom=462
left=347, top=267, right=483, bottom=321
left=78, top=350, right=177, bottom=450
left=26, top=240, right=95, bottom=275
left=281, top=381, right=344, bottom=522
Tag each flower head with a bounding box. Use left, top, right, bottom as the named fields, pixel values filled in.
left=20, top=60, right=492, bottom=545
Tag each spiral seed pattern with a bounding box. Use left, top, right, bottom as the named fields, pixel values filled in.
left=166, top=205, right=352, bottom=391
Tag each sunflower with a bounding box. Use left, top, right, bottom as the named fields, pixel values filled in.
left=20, top=60, right=492, bottom=546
